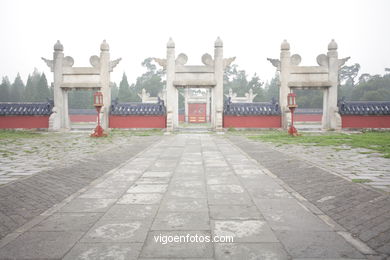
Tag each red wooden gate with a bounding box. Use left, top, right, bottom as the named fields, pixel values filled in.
left=188, top=103, right=206, bottom=123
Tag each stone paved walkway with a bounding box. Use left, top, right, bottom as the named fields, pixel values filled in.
left=263, top=140, right=390, bottom=193
left=229, top=135, right=390, bottom=256
left=0, top=134, right=373, bottom=259
left=0, top=135, right=160, bottom=240
left=0, top=132, right=152, bottom=185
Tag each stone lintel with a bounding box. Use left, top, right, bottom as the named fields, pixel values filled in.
left=61, top=83, right=101, bottom=89
left=290, top=66, right=328, bottom=74
left=62, top=67, right=100, bottom=75
left=175, top=65, right=214, bottom=73
left=288, top=81, right=332, bottom=89
left=173, top=80, right=216, bottom=87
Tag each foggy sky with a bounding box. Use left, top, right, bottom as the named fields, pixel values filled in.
left=0, top=0, right=389, bottom=86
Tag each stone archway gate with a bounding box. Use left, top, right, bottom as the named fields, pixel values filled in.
left=42, top=40, right=121, bottom=130
left=268, top=39, right=350, bottom=130
left=154, top=37, right=235, bottom=131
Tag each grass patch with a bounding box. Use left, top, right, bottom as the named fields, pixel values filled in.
left=0, top=130, right=43, bottom=140
left=247, top=131, right=390, bottom=158
left=352, top=178, right=372, bottom=183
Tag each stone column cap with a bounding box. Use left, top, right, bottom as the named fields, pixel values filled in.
left=54, top=40, right=63, bottom=51
left=281, top=39, right=290, bottom=51
left=215, top=37, right=223, bottom=47
left=167, top=37, right=175, bottom=48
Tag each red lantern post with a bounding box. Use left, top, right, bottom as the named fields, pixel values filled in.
left=287, top=92, right=298, bottom=136
left=91, top=91, right=106, bottom=137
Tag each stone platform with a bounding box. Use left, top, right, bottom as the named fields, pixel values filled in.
left=0, top=134, right=382, bottom=259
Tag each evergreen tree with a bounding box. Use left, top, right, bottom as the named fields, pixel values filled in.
left=118, top=73, right=132, bottom=102
left=10, top=73, right=25, bottom=102
left=0, top=76, right=11, bottom=102
left=111, top=82, right=119, bottom=100
left=68, top=90, right=94, bottom=109
left=265, top=74, right=280, bottom=102
left=34, top=73, right=50, bottom=101
left=24, top=68, right=41, bottom=101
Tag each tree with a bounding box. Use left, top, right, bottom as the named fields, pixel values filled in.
left=339, top=63, right=360, bottom=87
left=134, top=57, right=165, bottom=100
left=10, top=73, right=25, bottom=102
left=111, top=82, right=119, bottom=100
left=264, top=74, right=280, bottom=101
left=223, top=64, right=265, bottom=101
left=0, top=76, right=11, bottom=102
left=338, top=63, right=361, bottom=100
left=24, top=68, right=41, bottom=101
left=68, top=90, right=94, bottom=109
left=33, top=73, right=51, bottom=101
left=118, top=73, right=132, bottom=102
left=351, top=73, right=390, bottom=101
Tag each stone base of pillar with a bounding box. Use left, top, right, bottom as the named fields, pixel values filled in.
left=166, top=111, right=174, bottom=131
left=330, top=108, right=342, bottom=130
left=215, top=110, right=223, bottom=131
left=48, top=107, right=60, bottom=131
left=281, top=109, right=290, bottom=130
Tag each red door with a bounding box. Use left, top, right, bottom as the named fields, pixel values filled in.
left=188, top=103, right=206, bottom=123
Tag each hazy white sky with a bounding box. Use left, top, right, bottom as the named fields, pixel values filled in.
left=0, top=0, right=389, bottom=85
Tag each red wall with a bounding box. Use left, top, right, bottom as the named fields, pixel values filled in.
left=0, top=116, right=49, bottom=129
left=295, top=114, right=322, bottom=122
left=70, top=115, right=96, bottom=122
left=179, top=114, right=185, bottom=122
left=342, top=115, right=390, bottom=128
left=223, top=115, right=281, bottom=128
left=109, top=115, right=166, bottom=128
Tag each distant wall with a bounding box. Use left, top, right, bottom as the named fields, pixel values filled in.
left=295, top=114, right=322, bottom=122
left=109, top=115, right=166, bottom=128
left=70, top=115, right=96, bottom=122
left=0, top=116, right=49, bottom=129
left=339, top=101, right=390, bottom=129
left=0, top=102, right=53, bottom=129
left=341, top=115, right=390, bottom=128
left=223, top=115, right=281, bottom=128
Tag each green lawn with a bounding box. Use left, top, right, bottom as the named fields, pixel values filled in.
left=0, top=130, right=44, bottom=140
left=247, top=131, right=390, bottom=158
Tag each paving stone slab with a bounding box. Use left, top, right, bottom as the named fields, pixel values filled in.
left=102, top=204, right=158, bottom=220
left=208, top=192, right=253, bottom=205
left=254, top=198, right=332, bottom=231
left=152, top=211, right=210, bottom=231
left=136, top=177, right=171, bottom=184
left=275, top=230, right=365, bottom=259
left=127, top=184, right=168, bottom=193
left=79, top=187, right=126, bottom=199
left=81, top=219, right=151, bottom=243
left=215, top=242, right=289, bottom=260
left=142, top=171, right=173, bottom=178
left=166, top=188, right=207, bottom=199
left=159, top=198, right=208, bottom=212
left=31, top=212, right=102, bottom=231
left=140, top=230, right=214, bottom=258
left=59, top=198, right=116, bottom=213
left=212, top=220, right=278, bottom=243
left=209, top=205, right=264, bottom=220
left=208, top=184, right=245, bottom=194
left=0, top=231, right=84, bottom=259
left=117, top=193, right=163, bottom=205
left=63, top=242, right=143, bottom=260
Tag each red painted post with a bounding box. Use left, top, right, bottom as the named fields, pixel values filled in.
left=91, top=92, right=107, bottom=137
left=287, top=93, right=298, bottom=136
